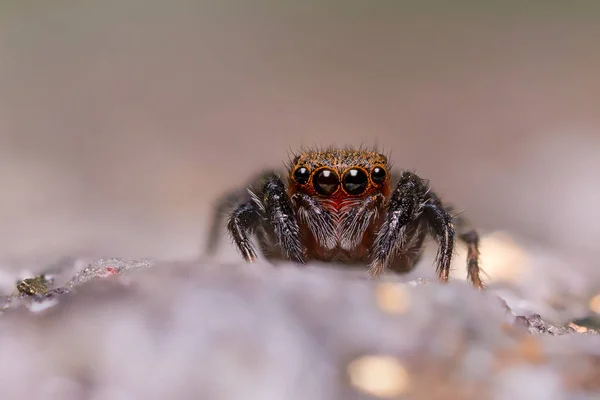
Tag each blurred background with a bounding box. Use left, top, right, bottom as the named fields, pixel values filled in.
left=1, top=0, right=599, bottom=271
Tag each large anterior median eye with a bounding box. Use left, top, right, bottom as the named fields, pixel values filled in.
left=293, top=166, right=311, bottom=185
left=342, top=168, right=369, bottom=195
left=313, top=168, right=339, bottom=195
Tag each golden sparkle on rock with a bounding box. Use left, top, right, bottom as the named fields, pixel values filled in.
left=347, top=355, right=410, bottom=398
left=569, top=322, right=588, bottom=333
left=16, top=275, right=50, bottom=296
left=589, top=294, right=600, bottom=314
left=375, top=282, right=411, bottom=314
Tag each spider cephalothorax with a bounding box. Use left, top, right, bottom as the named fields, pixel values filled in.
left=205, top=146, right=484, bottom=289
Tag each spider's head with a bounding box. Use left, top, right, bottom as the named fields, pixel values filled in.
left=287, top=147, right=391, bottom=203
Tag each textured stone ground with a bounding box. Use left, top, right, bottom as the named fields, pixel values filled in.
left=1, top=256, right=600, bottom=399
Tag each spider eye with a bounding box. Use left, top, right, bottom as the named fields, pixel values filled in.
left=342, top=168, right=368, bottom=195
left=371, top=166, right=387, bottom=185
left=293, top=167, right=310, bottom=185
left=313, top=168, right=339, bottom=196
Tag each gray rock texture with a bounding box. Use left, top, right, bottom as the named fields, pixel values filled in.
left=1, top=257, right=600, bottom=399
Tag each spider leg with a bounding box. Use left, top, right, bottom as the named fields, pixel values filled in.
left=291, top=193, right=336, bottom=250
left=439, top=203, right=485, bottom=289
left=368, top=172, right=424, bottom=277
left=369, top=171, right=458, bottom=287
left=225, top=173, right=306, bottom=264
left=255, top=174, right=306, bottom=263
left=204, top=187, right=249, bottom=257
left=454, top=214, right=485, bottom=289
left=421, top=192, right=456, bottom=284
left=205, top=170, right=275, bottom=258
left=459, top=229, right=484, bottom=288
left=226, top=198, right=261, bottom=262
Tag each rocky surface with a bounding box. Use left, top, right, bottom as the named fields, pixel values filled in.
left=0, top=256, right=600, bottom=399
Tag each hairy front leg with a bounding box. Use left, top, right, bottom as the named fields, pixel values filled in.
left=368, top=172, right=424, bottom=277
left=257, top=175, right=306, bottom=263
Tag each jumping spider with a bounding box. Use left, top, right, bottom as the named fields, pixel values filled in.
left=205, top=147, right=484, bottom=289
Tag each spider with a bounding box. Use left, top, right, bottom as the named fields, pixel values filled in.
left=205, top=147, right=484, bottom=289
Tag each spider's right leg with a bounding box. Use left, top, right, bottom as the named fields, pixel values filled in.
left=204, top=188, right=249, bottom=257
left=257, top=174, right=306, bottom=263
left=226, top=199, right=262, bottom=262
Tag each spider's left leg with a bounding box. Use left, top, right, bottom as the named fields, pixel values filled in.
left=368, top=171, right=425, bottom=277
left=369, top=171, right=456, bottom=285
left=420, top=191, right=456, bottom=285
left=451, top=210, right=485, bottom=289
